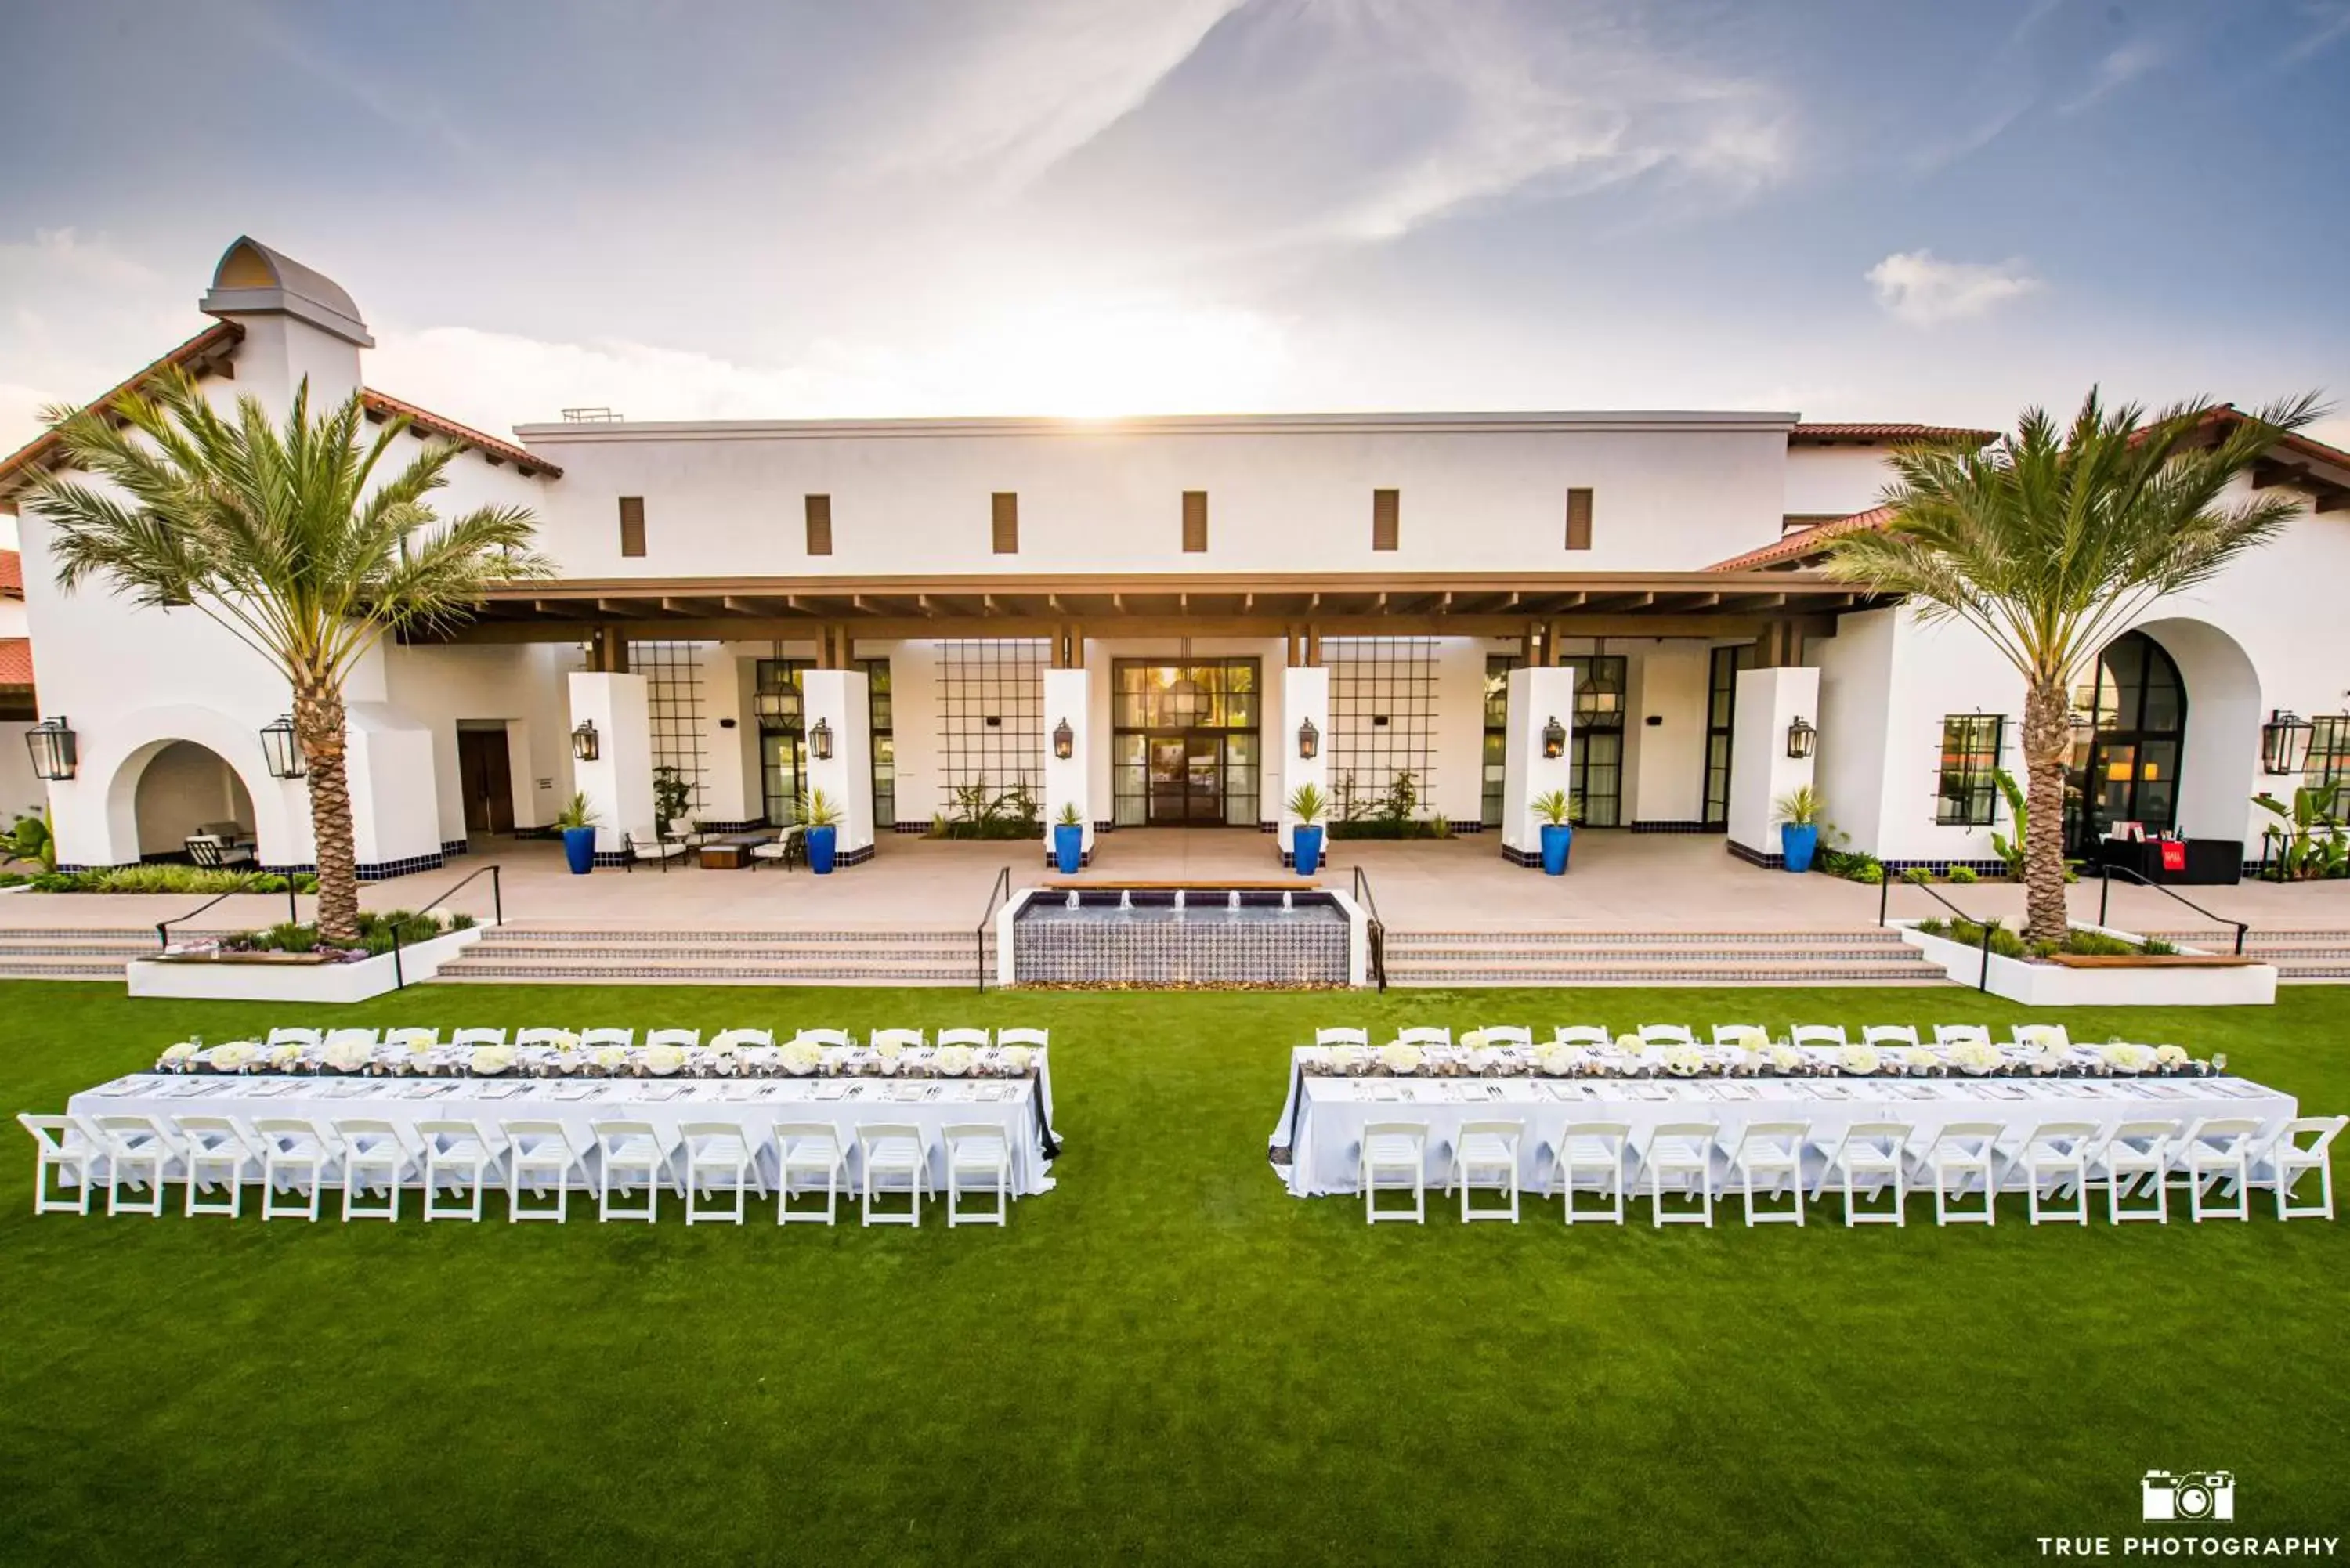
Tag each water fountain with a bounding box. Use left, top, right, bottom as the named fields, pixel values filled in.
left=1065, top=890, right=1079, bottom=909
left=1010, top=883, right=1348, bottom=985
left=1227, top=891, right=1241, bottom=910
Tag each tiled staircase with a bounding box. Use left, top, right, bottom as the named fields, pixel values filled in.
left=0, top=926, right=161, bottom=981
left=1379, top=927, right=1950, bottom=987
left=435, top=925, right=992, bottom=987
left=2142, top=928, right=2350, bottom=982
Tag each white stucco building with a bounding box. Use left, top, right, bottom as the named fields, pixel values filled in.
left=5, top=237, right=2347, bottom=883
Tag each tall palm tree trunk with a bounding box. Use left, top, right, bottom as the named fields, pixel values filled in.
left=2020, top=680, right=2073, bottom=948
left=295, top=680, right=362, bottom=945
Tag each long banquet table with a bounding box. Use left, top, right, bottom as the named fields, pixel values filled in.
left=1269, top=1059, right=2296, bottom=1198
left=70, top=1071, right=1057, bottom=1195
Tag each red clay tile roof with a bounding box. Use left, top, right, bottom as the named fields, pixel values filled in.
left=0, top=320, right=562, bottom=491
left=0, top=549, right=20, bottom=598
left=0, top=638, right=31, bottom=688
left=360, top=387, right=562, bottom=478
left=1790, top=422, right=1999, bottom=445
left=1709, top=505, right=1893, bottom=571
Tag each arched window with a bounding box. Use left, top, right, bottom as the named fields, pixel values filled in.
left=2066, top=630, right=2187, bottom=851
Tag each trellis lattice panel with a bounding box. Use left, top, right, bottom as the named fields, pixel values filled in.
left=635, top=640, right=710, bottom=815
left=935, top=639, right=1047, bottom=815
left=1325, top=637, right=1439, bottom=819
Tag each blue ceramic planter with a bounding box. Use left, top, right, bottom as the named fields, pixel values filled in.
left=562, top=826, right=596, bottom=875
left=1780, top=822, right=1819, bottom=873
left=1292, top=824, right=1324, bottom=876
left=1054, top=822, right=1083, bottom=874
left=1540, top=822, right=1572, bottom=875
left=807, top=824, right=838, bottom=874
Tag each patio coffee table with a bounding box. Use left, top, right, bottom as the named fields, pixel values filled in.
left=697, top=832, right=776, bottom=870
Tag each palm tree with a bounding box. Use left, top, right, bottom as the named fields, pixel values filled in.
left=27, top=368, right=554, bottom=942
left=1823, top=389, right=2322, bottom=946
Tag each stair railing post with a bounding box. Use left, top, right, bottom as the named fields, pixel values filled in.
left=2099, top=863, right=2111, bottom=929
left=1979, top=922, right=1994, bottom=993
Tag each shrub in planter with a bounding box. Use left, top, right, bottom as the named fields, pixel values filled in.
left=1531, top=789, right=1576, bottom=876
left=1287, top=783, right=1327, bottom=876
left=554, top=792, right=598, bottom=875
left=1947, top=865, right=1979, bottom=884
left=1773, top=786, right=1824, bottom=873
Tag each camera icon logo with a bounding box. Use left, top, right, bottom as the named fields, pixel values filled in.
left=2142, top=1470, right=2235, bottom=1522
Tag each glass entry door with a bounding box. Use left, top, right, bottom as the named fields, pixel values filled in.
left=1145, top=732, right=1225, bottom=824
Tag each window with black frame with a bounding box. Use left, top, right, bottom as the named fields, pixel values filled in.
left=2308, top=715, right=2350, bottom=815
left=1480, top=653, right=1521, bottom=827
left=1563, top=654, right=1626, bottom=826
left=1108, top=659, right=1260, bottom=826
left=754, top=655, right=892, bottom=827
left=1936, top=714, right=2005, bottom=826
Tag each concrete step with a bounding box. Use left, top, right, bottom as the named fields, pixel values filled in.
left=0, top=959, right=132, bottom=980
left=436, top=959, right=985, bottom=986
left=1385, top=968, right=1948, bottom=987
left=436, top=925, right=994, bottom=985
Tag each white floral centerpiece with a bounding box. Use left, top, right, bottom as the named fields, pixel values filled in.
left=1663, top=1045, right=1708, bottom=1078
left=2155, top=1044, right=2191, bottom=1071
left=1900, top=1046, right=1940, bottom=1076
left=2100, top=1042, right=2157, bottom=1075
left=1951, top=1039, right=2005, bottom=1076
left=933, top=1045, right=975, bottom=1078
left=159, top=1041, right=200, bottom=1071
left=201, top=1042, right=259, bottom=1072
left=779, top=1039, right=823, bottom=1077
left=1765, top=1042, right=1803, bottom=1075
left=1377, top=1042, right=1425, bottom=1075
left=1536, top=1044, right=1578, bottom=1078
left=1001, top=1045, right=1035, bottom=1073
left=1837, top=1043, right=1882, bottom=1077
left=469, top=1044, right=517, bottom=1076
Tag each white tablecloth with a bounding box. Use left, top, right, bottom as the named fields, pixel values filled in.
left=1270, top=1058, right=2296, bottom=1198
left=70, top=1073, right=1056, bottom=1195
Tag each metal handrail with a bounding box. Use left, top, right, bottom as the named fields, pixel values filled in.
left=975, top=865, right=1012, bottom=992
left=1878, top=872, right=2002, bottom=993
left=157, top=878, right=301, bottom=952
left=1351, top=865, right=1387, bottom=993
left=2095, top=862, right=2248, bottom=956
left=390, top=863, right=505, bottom=991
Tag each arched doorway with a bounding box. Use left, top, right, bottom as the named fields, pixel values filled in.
left=2065, top=630, right=2188, bottom=854
left=132, top=740, right=256, bottom=860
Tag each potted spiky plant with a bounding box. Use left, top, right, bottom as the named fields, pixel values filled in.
left=1532, top=789, right=1578, bottom=875
left=554, top=792, right=598, bottom=876
left=801, top=789, right=842, bottom=874
left=1773, top=786, right=1824, bottom=873
left=1053, top=801, right=1085, bottom=875
left=1287, top=782, right=1328, bottom=876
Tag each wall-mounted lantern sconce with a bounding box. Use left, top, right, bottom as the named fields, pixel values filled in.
left=1297, top=717, right=1319, bottom=760
left=810, top=717, right=834, bottom=761
left=259, top=715, right=306, bottom=779
left=24, top=715, right=77, bottom=781
left=570, top=719, right=599, bottom=762
left=1785, top=715, right=1817, bottom=760
left=1052, top=717, right=1074, bottom=761
left=1541, top=716, right=1566, bottom=759
left=2262, top=710, right=2314, bottom=775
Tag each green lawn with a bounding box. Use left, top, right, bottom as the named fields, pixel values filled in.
left=2, top=980, right=2345, bottom=1565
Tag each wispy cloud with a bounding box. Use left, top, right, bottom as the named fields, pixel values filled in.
left=2061, top=38, right=2165, bottom=113
left=2282, top=0, right=2350, bottom=63
left=1866, top=250, right=2043, bottom=326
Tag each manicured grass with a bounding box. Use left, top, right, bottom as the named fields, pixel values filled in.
left=2, top=981, right=2345, bottom=1565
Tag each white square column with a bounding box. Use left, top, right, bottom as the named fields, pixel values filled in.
left=567, top=671, right=653, bottom=859
left=1280, top=666, right=1329, bottom=862
left=802, top=669, right=876, bottom=866
left=1501, top=666, right=1577, bottom=865
left=1043, top=668, right=1092, bottom=864
left=1726, top=666, right=1820, bottom=865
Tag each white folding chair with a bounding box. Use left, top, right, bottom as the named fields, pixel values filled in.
left=801, top=1027, right=861, bottom=1050
left=420, top=1120, right=503, bottom=1222
left=452, top=1028, right=508, bottom=1050
left=1789, top=1024, right=1848, bottom=1050
left=1725, top=1122, right=1808, bottom=1226
left=1636, top=1024, right=1694, bottom=1048
left=681, top=1122, right=761, bottom=1224
left=2263, top=1115, right=2347, bottom=1221
left=776, top=1122, right=848, bottom=1225
left=646, top=1028, right=702, bottom=1052
left=2093, top=1121, right=2177, bottom=1223
left=1638, top=1123, right=1717, bottom=1227
left=935, top=1028, right=992, bottom=1050
left=1476, top=1026, right=1533, bottom=1049
left=174, top=1123, right=262, bottom=1222
left=321, top=1028, right=380, bottom=1059
left=995, top=1028, right=1050, bottom=1053
left=714, top=1028, right=776, bottom=1050
left=1812, top=1123, right=1910, bottom=1226
left=1359, top=1122, right=1428, bottom=1224
left=1446, top=1120, right=1523, bottom=1223
left=20, top=1113, right=97, bottom=1216
left=1911, top=1123, right=2002, bottom=1225
left=858, top=1123, right=930, bottom=1227
left=87, top=1114, right=185, bottom=1218
left=1711, top=1024, right=1769, bottom=1050
left=1395, top=1027, right=1451, bottom=1048
left=266, top=1027, right=324, bottom=1052
left=870, top=1028, right=927, bottom=1053
left=334, top=1118, right=414, bottom=1222
left=594, top=1120, right=669, bottom=1223
left=1554, top=1025, right=1613, bottom=1047
left=1316, top=1027, right=1369, bottom=1047
left=2012, top=1024, right=2070, bottom=1053
left=514, top=1027, right=573, bottom=1050
left=1554, top=1122, right=1630, bottom=1224
left=502, top=1121, right=577, bottom=1223
left=2013, top=1122, right=2098, bottom=1226
left=385, top=1027, right=440, bottom=1053
left=1861, top=1024, right=1920, bottom=1050
left=254, top=1118, right=340, bottom=1222
left=944, top=1124, right=1013, bottom=1227
left=578, top=1028, right=634, bottom=1052
left=1932, top=1024, right=1992, bottom=1046
left=2177, top=1118, right=2261, bottom=1223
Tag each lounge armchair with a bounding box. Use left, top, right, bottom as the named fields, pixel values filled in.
left=185, top=833, right=256, bottom=869
left=750, top=826, right=804, bottom=872
left=621, top=829, right=689, bottom=872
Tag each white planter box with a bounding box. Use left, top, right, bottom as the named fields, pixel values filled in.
left=126, top=925, right=487, bottom=1003
left=1893, top=922, right=2276, bottom=1007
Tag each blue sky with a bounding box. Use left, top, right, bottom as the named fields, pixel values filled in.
left=2, top=0, right=2345, bottom=447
